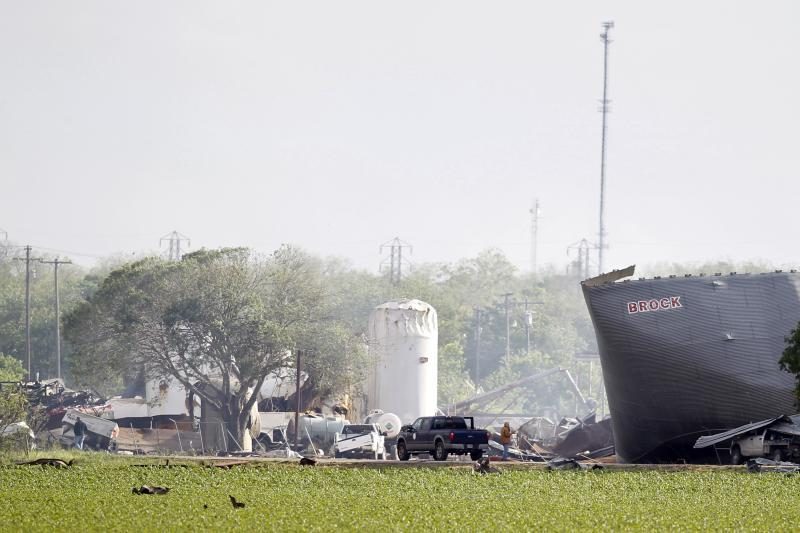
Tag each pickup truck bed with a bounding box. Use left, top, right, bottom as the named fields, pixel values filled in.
left=396, top=416, right=489, bottom=461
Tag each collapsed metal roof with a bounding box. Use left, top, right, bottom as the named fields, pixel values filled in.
left=693, top=415, right=797, bottom=449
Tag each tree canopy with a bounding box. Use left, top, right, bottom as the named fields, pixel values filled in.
left=63, top=246, right=363, bottom=447
left=780, top=325, right=800, bottom=406
left=0, top=353, right=25, bottom=382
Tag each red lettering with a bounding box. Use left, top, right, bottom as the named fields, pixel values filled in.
left=628, top=296, right=684, bottom=316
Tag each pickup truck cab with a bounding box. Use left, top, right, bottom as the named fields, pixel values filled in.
left=333, top=423, right=386, bottom=460
left=730, top=429, right=799, bottom=464
left=396, top=416, right=489, bottom=461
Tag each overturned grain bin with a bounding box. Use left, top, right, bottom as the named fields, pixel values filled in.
left=368, top=299, right=438, bottom=424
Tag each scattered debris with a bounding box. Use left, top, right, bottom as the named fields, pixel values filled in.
left=229, top=495, right=245, bottom=509
left=132, top=485, right=171, bottom=495
left=745, top=457, right=800, bottom=474
left=299, top=456, right=317, bottom=466
left=207, top=460, right=250, bottom=469
left=16, top=458, right=73, bottom=468
left=472, top=457, right=501, bottom=475
left=552, top=414, right=615, bottom=460
left=545, top=458, right=583, bottom=471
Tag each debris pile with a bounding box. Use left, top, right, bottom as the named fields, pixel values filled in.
left=482, top=412, right=615, bottom=463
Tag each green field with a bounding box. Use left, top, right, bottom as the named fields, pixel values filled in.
left=1, top=455, right=798, bottom=531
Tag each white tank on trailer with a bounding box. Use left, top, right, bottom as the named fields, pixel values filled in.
left=364, top=410, right=403, bottom=439
left=368, top=299, right=438, bottom=424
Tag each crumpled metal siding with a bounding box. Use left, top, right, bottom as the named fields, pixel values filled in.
left=694, top=415, right=789, bottom=449
left=582, top=272, right=800, bottom=463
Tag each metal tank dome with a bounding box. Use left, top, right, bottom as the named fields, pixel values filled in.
left=367, top=299, right=438, bottom=424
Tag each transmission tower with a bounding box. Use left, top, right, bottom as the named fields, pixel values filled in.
left=597, top=21, right=614, bottom=275
left=379, top=237, right=412, bottom=285
left=567, top=239, right=592, bottom=279
left=529, top=199, right=540, bottom=275
left=160, top=230, right=191, bottom=261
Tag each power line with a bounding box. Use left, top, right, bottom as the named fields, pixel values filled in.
left=13, top=245, right=43, bottom=381
left=39, top=258, right=72, bottom=380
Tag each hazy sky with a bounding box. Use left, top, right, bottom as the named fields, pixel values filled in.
left=2, top=1, right=798, bottom=274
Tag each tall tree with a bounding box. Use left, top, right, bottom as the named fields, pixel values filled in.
left=64, top=246, right=353, bottom=448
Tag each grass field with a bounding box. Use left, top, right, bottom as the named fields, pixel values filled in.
left=1, top=454, right=799, bottom=531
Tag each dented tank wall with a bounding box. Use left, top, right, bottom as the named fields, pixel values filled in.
left=583, top=271, right=800, bottom=463
left=368, top=299, right=438, bottom=424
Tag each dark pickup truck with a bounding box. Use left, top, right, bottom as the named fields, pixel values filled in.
left=396, top=416, right=489, bottom=461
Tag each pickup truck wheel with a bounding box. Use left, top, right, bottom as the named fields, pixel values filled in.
left=730, top=445, right=743, bottom=465
left=397, top=440, right=410, bottom=461
left=433, top=440, right=448, bottom=461
left=470, top=450, right=483, bottom=461
left=772, top=448, right=783, bottom=462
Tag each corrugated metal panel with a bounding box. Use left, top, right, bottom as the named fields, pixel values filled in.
left=694, top=416, right=788, bottom=448
left=583, top=272, right=800, bottom=463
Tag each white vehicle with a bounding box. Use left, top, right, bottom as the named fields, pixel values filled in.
left=332, top=424, right=386, bottom=460
left=730, top=429, right=799, bottom=464
left=61, top=409, right=119, bottom=451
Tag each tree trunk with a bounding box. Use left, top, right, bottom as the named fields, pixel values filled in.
left=225, top=417, right=251, bottom=452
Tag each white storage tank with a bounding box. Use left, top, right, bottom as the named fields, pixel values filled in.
left=368, top=299, right=438, bottom=424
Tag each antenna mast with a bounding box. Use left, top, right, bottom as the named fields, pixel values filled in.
left=530, top=199, right=540, bottom=275
left=598, top=21, right=614, bottom=274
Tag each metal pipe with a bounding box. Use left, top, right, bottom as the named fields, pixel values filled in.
left=169, top=418, right=183, bottom=453
left=226, top=428, right=244, bottom=451
left=294, top=349, right=302, bottom=450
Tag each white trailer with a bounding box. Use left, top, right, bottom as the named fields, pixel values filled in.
left=61, top=409, right=119, bottom=451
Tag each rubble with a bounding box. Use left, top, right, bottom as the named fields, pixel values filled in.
left=132, top=485, right=171, bottom=495
left=745, top=457, right=800, bottom=474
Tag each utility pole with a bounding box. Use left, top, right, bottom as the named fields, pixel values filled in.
left=524, top=297, right=532, bottom=357
left=0, top=229, right=8, bottom=260
left=529, top=199, right=540, bottom=275
left=294, top=349, right=302, bottom=451
left=473, top=308, right=482, bottom=389
left=160, top=230, right=191, bottom=261
left=13, top=245, right=42, bottom=381
left=39, top=258, right=72, bottom=380
left=501, top=293, right=513, bottom=366
left=379, top=237, right=412, bottom=285
left=598, top=21, right=614, bottom=275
